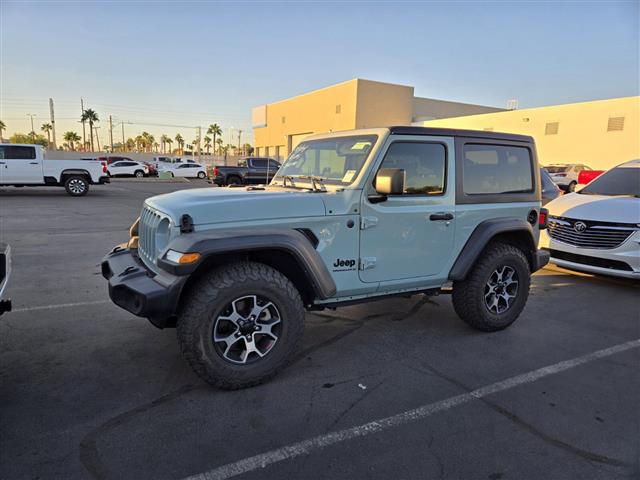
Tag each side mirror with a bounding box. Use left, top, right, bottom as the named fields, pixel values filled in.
left=369, top=168, right=405, bottom=203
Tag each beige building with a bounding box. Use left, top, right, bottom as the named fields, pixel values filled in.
left=424, top=96, right=640, bottom=170
left=252, top=78, right=504, bottom=160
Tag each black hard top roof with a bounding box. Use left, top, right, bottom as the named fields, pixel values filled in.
left=389, top=126, right=533, bottom=143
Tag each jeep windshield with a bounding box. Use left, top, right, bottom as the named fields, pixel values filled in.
left=578, top=166, right=640, bottom=197
left=272, top=135, right=377, bottom=187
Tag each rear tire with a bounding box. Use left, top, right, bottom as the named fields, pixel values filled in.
left=197, top=171, right=206, bottom=179
left=227, top=175, right=241, bottom=185
left=568, top=181, right=577, bottom=192
left=177, top=262, right=305, bottom=389
left=64, top=175, right=89, bottom=196
left=452, top=242, right=530, bottom=332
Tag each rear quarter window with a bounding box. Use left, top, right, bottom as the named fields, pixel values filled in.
left=462, top=144, right=533, bottom=195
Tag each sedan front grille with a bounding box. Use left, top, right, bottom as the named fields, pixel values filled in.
left=138, top=206, right=165, bottom=264
left=548, top=216, right=637, bottom=250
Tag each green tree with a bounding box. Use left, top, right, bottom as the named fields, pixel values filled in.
left=0, top=120, right=6, bottom=142
left=165, top=137, right=173, bottom=153
left=126, top=137, right=136, bottom=151
left=41, top=123, right=52, bottom=147
left=160, top=134, right=169, bottom=153
left=207, top=124, right=222, bottom=154
left=63, top=131, right=81, bottom=150
left=175, top=133, right=184, bottom=152
left=9, top=132, right=48, bottom=147
left=242, top=143, right=253, bottom=155
left=203, top=136, right=212, bottom=154
left=80, top=109, right=99, bottom=151
left=215, top=137, right=223, bottom=155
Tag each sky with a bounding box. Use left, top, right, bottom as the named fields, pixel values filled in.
left=1, top=0, right=638, bottom=148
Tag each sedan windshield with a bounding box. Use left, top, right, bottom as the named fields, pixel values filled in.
left=579, top=166, right=640, bottom=197
left=545, top=166, right=568, bottom=173
left=274, top=135, right=378, bottom=186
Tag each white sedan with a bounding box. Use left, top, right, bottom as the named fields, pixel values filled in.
left=540, top=159, right=640, bottom=279
left=165, top=163, right=207, bottom=178
left=107, top=160, right=149, bottom=178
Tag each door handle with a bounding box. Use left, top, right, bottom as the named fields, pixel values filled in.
left=429, top=212, right=454, bottom=221
left=30, top=162, right=39, bottom=165
left=0, top=161, right=5, bottom=164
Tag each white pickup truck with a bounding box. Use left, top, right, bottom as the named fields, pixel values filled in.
left=0, top=144, right=109, bottom=196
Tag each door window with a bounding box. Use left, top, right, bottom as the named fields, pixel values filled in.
left=378, top=142, right=446, bottom=195
left=462, top=144, right=533, bottom=194
left=251, top=159, right=267, bottom=168
left=0, top=145, right=36, bottom=159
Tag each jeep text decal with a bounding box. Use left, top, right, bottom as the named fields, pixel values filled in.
left=332, top=258, right=357, bottom=272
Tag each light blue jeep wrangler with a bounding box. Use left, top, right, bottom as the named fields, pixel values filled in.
left=103, top=127, right=549, bottom=389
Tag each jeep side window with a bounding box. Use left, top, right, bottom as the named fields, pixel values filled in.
left=463, top=144, right=533, bottom=194
left=378, top=142, right=446, bottom=195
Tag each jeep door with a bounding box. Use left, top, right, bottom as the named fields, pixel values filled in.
left=359, top=137, right=455, bottom=283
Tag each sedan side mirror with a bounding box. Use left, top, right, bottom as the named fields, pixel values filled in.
left=369, top=168, right=405, bottom=203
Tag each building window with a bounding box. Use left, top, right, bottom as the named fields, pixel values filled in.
left=281, top=116, right=286, bottom=124
left=335, top=104, right=341, bottom=114
left=607, top=117, right=625, bottom=132
left=545, top=122, right=559, bottom=135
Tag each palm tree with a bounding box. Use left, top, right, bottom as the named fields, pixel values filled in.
left=41, top=123, right=52, bottom=147
left=63, top=131, right=81, bottom=151
left=207, top=124, right=222, bottom=155
left=203, top=136, right=211, bottom=154
left=0, top=120, right=6, bottom=142
left=80, top=109, right=99, bottom=151
left=126, top=137, right=136, bottom=151
left=160, top=134, right=169, bottom=153
left=215, top=137, right=223, bottom=156
left=175, top=133, right=184, bottom=153
left=165, top=137, right=173, bottom=154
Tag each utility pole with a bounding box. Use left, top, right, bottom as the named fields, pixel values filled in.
left=237, top=129, right=243, bottom=154
left=94, top=126, right=101, bottom=151
left=196, top=126, right=202, bottom=157
left=49, top=98, right=57, bottom=150
left=27, top=114, right=36, bottom=141
left=80, top=98, right=86, bottom=151
left=121, top=122, right=125, bottom=151
left=109, top=115, right=114, bottom=153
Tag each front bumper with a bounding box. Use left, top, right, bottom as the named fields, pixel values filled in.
left=532, top=248, right=550, bottom=272
left=101, top=247, right=186, bottom=328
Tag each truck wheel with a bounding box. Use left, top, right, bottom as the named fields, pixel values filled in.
left=134, top=170, right=144, bottom=178
left=452, top=242, right=530, bottom=332
left=177, top=261, right=305, bottom=389
left=227, top=175, right=241, bottom=185
left=64, top=176, right=89, bottom=196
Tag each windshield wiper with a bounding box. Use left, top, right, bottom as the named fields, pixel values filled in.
left=294, top=175, right=327, bottom=192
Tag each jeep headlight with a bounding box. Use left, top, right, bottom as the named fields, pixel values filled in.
left=155, top=218, right=171, bottom=253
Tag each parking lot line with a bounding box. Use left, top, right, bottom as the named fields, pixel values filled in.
left=12, top=300, right=109, bottom=313
left=183, top=338, right=640, bottom=480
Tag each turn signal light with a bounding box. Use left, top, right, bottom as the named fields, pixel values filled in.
left=165, top=250, right=201, bottom=264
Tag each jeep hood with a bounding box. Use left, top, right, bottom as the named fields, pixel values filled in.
left=145, top=187, right=327, bottom=225
left=546, top=192, right=640, bottom=224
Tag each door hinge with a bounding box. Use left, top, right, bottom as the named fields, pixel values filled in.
left=360, top=257, right=377, bottom=270
left=360, top=216, right=378, bottom=230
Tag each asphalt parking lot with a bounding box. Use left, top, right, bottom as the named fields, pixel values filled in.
left=1, top=181, right=638, bottom=480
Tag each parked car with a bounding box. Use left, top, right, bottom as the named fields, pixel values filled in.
left=165, top=163, right=207, bottom=179
left=0, top=243, right=11, bottom=316
left=211, top=157, right=281, bottom=186
left=544, top=163, right=592, bottom=192
left=0, top=144, right=109, bottom=196
left=156, top=157, right=196, bottom=171
left=540, top=159, right=640, bottom=279
left=102, top=126, right=549, bottom=389
left=107, top=160, right=149, bottom=178
left=541, top=167, right=562, bottom=205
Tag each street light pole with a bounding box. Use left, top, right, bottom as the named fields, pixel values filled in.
left=27, top=114, right=36, bottom=141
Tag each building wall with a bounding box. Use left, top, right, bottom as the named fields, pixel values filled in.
left=253, top=78, right=503, bottom=160
left=424, top=96, right=640, bottom=170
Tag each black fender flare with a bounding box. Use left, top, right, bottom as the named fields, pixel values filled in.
left=60, top=169, right=92, bottom=182
left=448, top=217, right=543, bottom=281
left=157, top=229, right=337, bottom=300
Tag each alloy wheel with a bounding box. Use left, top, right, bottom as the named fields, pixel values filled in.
left=68, top=179, right=86, bottom=194
left=484, top=265, right=519, bottom=314
left=212, top=295, right=282, bottom=364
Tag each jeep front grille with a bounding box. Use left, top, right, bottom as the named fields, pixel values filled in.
left=547, top=216, right=636, bottom=250
left=138, top=206, right=165, bottom=265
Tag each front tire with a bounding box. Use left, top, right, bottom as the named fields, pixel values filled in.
left=197, top=171, right=206, bottom=179
left=177, top=262, right=305, bottom=389
left=64, top=175, right=89, bottom=196
left=134, top=170, right=144, bottom=178
left=452, top=242, right=530, bottom=332
left=567, top=181, right=577, bottom=192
